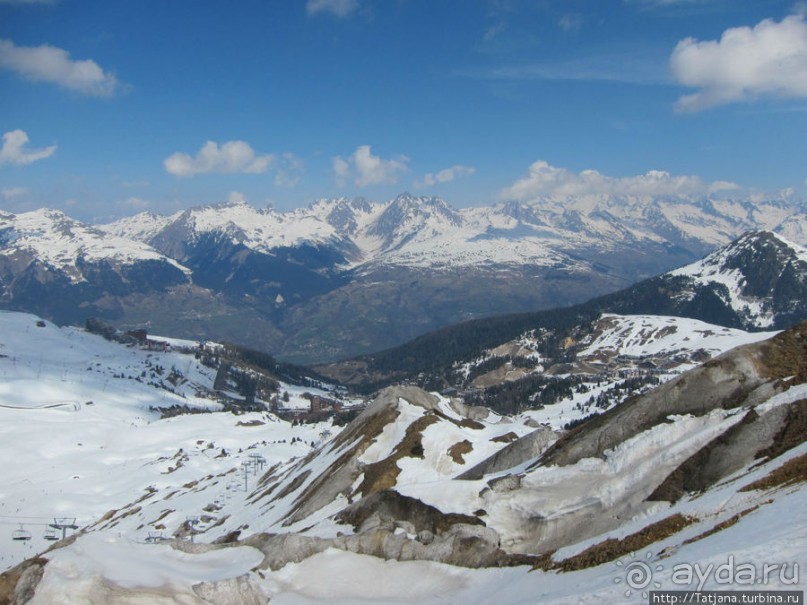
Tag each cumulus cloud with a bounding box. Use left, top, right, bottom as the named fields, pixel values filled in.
left=415, top=165, right=476, bottom=188
left=0, top=129, right=56, bottom=166
left=164, top=140, right=274, bottom=177
left=0, top=38, right=120, bottom=97
left=306, top=0, right=359, bottom=18
left=2, top=186, right=28, bottom=200
left=670, top=14, right=807, bottom=112
left=499, top=160, right=739, bottom=201
left=333, top=145, right=409, bottom=188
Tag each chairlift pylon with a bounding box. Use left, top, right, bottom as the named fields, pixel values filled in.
left=145, top=530, right=164, bottom=543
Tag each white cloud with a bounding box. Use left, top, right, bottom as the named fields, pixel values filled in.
left=483, top=22, right=506, bottom=42
left=779, top=187, right=797, bottom=200
left=626, top=0, right=716, bottom=6
left=499, top=160, right=739, bottom=201
left=2, top=186, right=28, bottom=200
left=119, top=197, right=150, bottom=210
left=415, top=165, right=476, bottom=188
left=462, top=52, right=667, bottom=86
left=333, top=156, right=351, bottom=187
left=558, top=14, right=582, bottom=32
left=0, top=38, right=120, bottom=97
left=671, top=14, right=807, bottom=112
left=122, top=179, right=150, bottom=188
left=164, top=140, right=274, bottom=177
left=0, top=129, right=56, bottom=166
left=274, top=152, right=303, bottom=187
left=227, top=191, right=246, bottom=204
left=306, top=0, right=359, bottom=18
left=332, top=145, right=409, bottom=188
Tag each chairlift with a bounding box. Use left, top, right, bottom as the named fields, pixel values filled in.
left=12, top=526, right=32, bottom=541
left=145, top=531, right=164, bottom=543
left=50, top=517, right=78, bottom=530
left=43, top=527, right=59, bottom=541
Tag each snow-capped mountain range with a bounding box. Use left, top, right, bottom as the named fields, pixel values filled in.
left=2, top=193, right=807, bottom=362
left=0, top=208, right=189, bottom=283
left=104, top=193, right=807, bottom=272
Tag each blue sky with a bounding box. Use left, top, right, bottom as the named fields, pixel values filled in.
left=1, top=0, right=806, bottom=221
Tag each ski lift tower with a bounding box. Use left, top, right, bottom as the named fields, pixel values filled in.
left=248, top=453, right=266, bottom=472
left=49, top=517, right=78, bottom=540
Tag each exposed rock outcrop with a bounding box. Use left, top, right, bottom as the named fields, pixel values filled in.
left=192, top=574, right=267, bottom=605
left=537, top=342, right=782, bottom=468
left=458, top=425, right=557, bottom=480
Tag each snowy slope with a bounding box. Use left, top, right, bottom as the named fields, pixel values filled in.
left=117, top=200, right=348, bottom=260
left=0, top=209, right=189, bottom=283
left=99, top=210, right=179, bottom=242
left=578, top=314, right=777, bottom=359
left=0, top=311, right=350, bottom=572
left=9, top=326, right=807, bottom=604
left=670, top=230, right=807, bottom=327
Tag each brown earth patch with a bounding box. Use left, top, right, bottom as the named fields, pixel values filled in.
left=148, top=509, right=175, bottom=527
left=458, top=417, right=486, bottom=430
left=448, top=440, right=473, bottom=464
left=756, top=322, right=807, bottom=382
left=740, top=452, right=807, bottom=492
left=0, top=556, right=47, bottom=605
left=682, top=506, right=761, bottom=546
left=357, top=414, right=439, bottom=497
left=491, top=432, right=519, bottom=444
left=555, top=514, right=695, bottom=572
left=273, top=469, right=312, bottom=501
left=236, top=420, right=265, bottom=427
